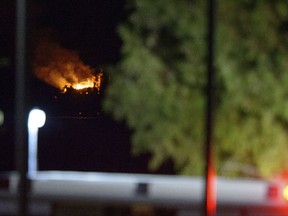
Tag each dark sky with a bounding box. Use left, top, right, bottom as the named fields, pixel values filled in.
left=0, top=0, right=175, bottom=174
left=34, top=0, right=125, bottom=65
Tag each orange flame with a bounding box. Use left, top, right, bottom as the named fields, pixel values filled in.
left=33, top=37, right=102, bottom=92
left=72, top=79, right=95, bottom=90
left=61, top=72, right=103, bottom=93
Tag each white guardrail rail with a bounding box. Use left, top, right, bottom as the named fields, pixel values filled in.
left=0, top=171, right=288, bottom=216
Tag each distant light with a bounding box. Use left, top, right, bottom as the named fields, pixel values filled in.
left=283, top=184, right=288, bottom=201
left=0, top=110, right=3, bottom=126
left=28, top=108, right=46, bottom=132
left=27, top=108, right=46, bottom=177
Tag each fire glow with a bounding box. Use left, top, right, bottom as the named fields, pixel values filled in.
left=73, top=80, right=95, bottom=90
left=34, top=37, right=103, bottom=93
left=61, top=72, right=103, bottom=93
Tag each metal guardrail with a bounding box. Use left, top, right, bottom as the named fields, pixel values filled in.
left=1, top=171, right=288, bottom=216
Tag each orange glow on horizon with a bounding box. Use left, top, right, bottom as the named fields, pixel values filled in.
left=34, top=37, right=104, bottom=93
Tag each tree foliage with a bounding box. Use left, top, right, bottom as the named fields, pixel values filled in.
left=104, top=0, right=288, bottom=177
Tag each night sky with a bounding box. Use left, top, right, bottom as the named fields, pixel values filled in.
left=35, top=0, right=125, bottom=65
left=0, top=0, right=175, bottom=174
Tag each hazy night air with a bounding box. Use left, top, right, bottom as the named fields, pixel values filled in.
left=3, top=2, right=288, bottom=215
left=31, top=1, right=162, bottom=174
left=0, top=0, right=176, bottom=174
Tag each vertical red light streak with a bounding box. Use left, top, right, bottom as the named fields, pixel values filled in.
left=206, top=165, right=217, bottom=214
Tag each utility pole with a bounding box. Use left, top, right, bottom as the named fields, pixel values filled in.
left=15, top=0, right=29, bottom=215
left=204, top=0, right=217, bottom=216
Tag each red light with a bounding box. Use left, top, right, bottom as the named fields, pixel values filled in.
left=206, top=165, right=217, bottom=215
left=267, top=184, right=278, bottom=199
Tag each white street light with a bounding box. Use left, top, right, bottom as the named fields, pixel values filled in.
left=27, top=108, right=46, bottom=177
left=28, top=109, right=46, bottom=132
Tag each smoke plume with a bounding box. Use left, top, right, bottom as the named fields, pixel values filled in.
left=33, top=34, right=95, bottom=90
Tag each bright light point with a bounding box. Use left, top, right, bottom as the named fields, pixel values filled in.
left=0, top=110, right=3, bottom=126
left=28, top=108, right=46, bottom=177
left=283, top=184, right=288, bottom=201
left=28, top=108, right=46, bottom=131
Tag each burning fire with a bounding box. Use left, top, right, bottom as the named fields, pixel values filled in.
left=61, top=72, right=103, bottom=93
left=73, top=80, right=95, bottom=90
left=33, top=36, right=103, bottom=93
